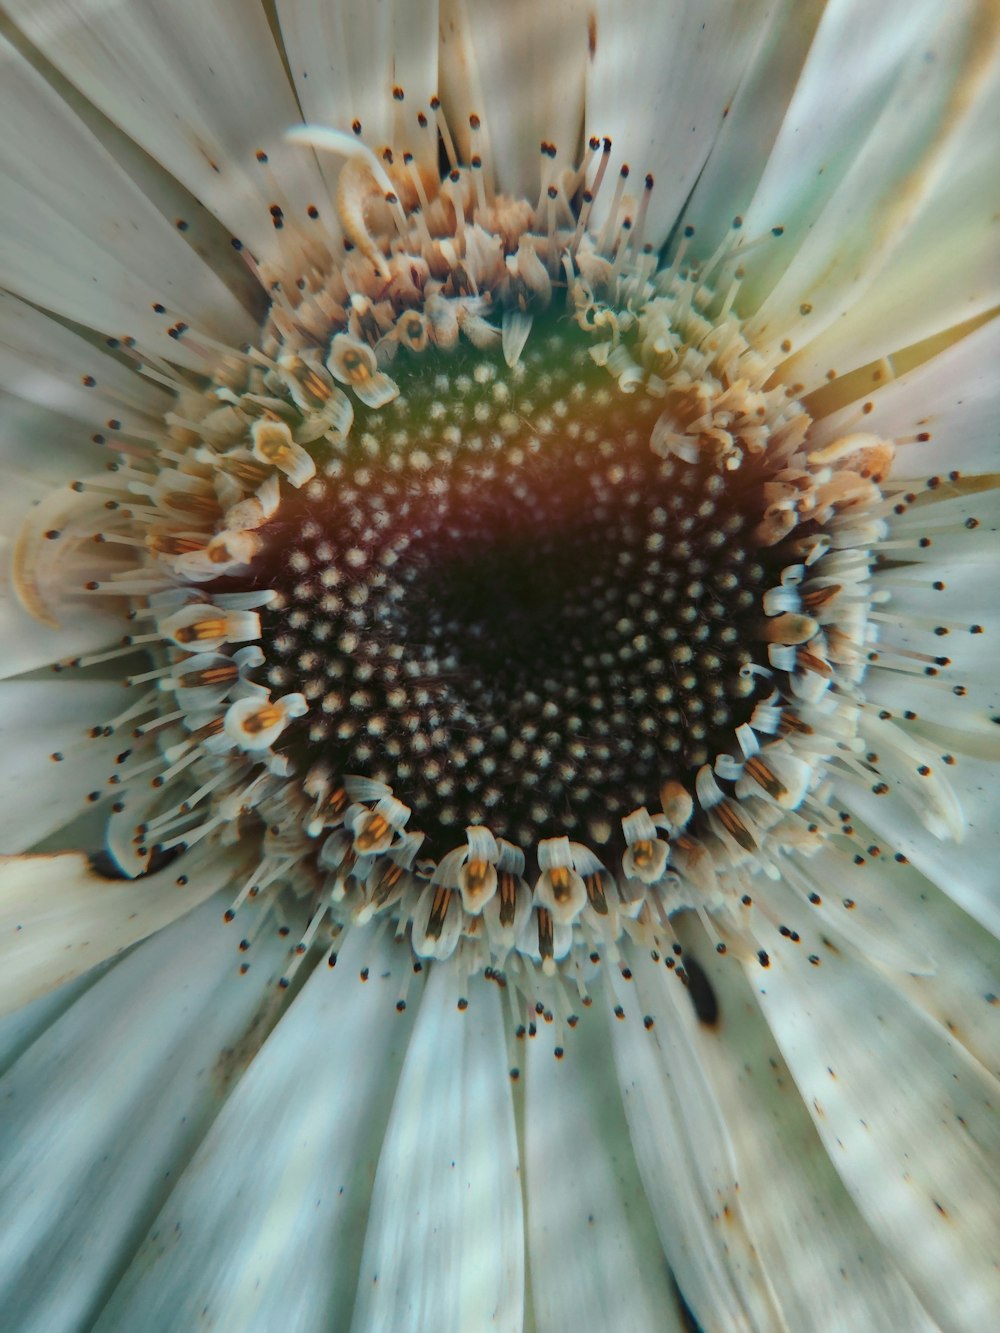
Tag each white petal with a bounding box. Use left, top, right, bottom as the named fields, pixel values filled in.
left=839, top=747, right=1000, bottom=942
left=278, top=0, right=440, bottom=175
left=0, top=678, right=124, bottom=851
left=0, top=32, right=255, bottom=365
left=743, top=0, right=994, bottom=358
left=439, top=0, right=588, bottom=196
left=351, top=962, right=524, bottom=1332
left=681, top=0, right=826, bottom=256
left=747, top=881, right=1000, bottom=1330
left=0, top=966, right=105, bottom=1080
left=585, top=0, right=776, bottom=247
left=0, top=843, right=237, bottom=1017
left=799, top=815, right=1000, bottom=1079
left=93, top=926, right=415, bottom=1333
left=810, top=315, right=1000, bottom=477
left=0, top=892, right=288, bottom=1333
left=0, top=291, right=171, bottom=430
left=659, top=931, right=935, bottom=1329
left=523, top=1012, right=686, bottom=1331
left=5, top=0, right=328, bottom=274
left=0, top=393, right=123, bottom=677
left=781, top=58, right=1000, bottom=390
left=606, top=957, right=782, bottom=1331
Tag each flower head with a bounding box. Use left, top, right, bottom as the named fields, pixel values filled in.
left=1, top=2, right=998, bottom=1329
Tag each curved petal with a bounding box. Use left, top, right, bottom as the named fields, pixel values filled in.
left=4, top=0, right=328, bottom=274
left=646, top=931, right=935, bottom=1330
left=523, top=1011, right=686, bottom=1332
left=746, top=880, right=1000, bottom=1331
left=0, top=842, right=238, bottom=1017
left=278, top=0, right=440, bottom=176
left=438, top=0, right=588, bottom=195
left=351, top=962, right=524, bottom=1332
left=0, top=892, right=289, bottom=1333
left=584, top=0, right=777, bottom=248
left=0, top=33, right=256, bottom=364
left=93, top=927, right=415, bottom=1333
left=808, top=315, right=1000, bottom=478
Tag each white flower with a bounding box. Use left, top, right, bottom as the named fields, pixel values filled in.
left=1, top=3, right=999, bottom=1331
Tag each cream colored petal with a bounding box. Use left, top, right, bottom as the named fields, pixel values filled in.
left=747, top=879, right=1000, bottom=1330
left=584, top=0, right=777, bottom=248
left=0, top=892, right=289, bottom=1333
left=0, top=33, right=256, bottom=365
left=639, top=933, right=935, bottom=1330
left=351, top=961, right=524, bottom=1332
left=0, top=679, right=124, bottom=852
left=606, top=963, right=782, bottom=1331
left=743, top=0, right=998, bottom=362
left=278, top=0, right=440, bottom=178
left=523, top=1012, right=687, bottom=1332
left=439, top=0, right=589, bottom=197
left=0, top=393, right=123, bottom=677
left=0, top=842, right=238, bottom=1018
left=4, top=0, right=328, bottom=275
left=809, top=315, right=1000, bottom=478
left=92, top=926, right=414, bottom=1333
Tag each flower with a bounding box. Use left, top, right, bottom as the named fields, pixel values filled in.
left=1, top=1, right=998, bottom=1329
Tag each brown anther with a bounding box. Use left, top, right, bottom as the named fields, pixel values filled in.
left=464, top=858, right=491, bottom=894
left=717, top=802, right=756, bottom=852
left=242, top=704, right=282, bottom=735
left=584, top=872, right=608, bottom=915
left=178, top=663, right=239, bottom=688
left=801, top=584, right=842, bottom=610
left=427, top=885, right=452, bottom=940
left=549, top=865, right=574, bottom=903
left=744, top=757, right=786, bottom=801
left=631, top=839, right=656, bottom=870
left=537, top=907, right=555, bottom=961
left=175, top=617, right=228, bottom=644
left=499, top=872, right=518, bottom=927
left=355, top=812, right=390, bottom=852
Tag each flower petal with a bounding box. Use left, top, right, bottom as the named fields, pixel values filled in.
left=351, top=961, right=524, bottom=1332
left=782, top=60, right=1000, bottom=391
left=681, top=0, right=826, bottom=256
left=0, top=843, right=238, bottom=1017
left=0, top=679, right=125, bottom=851
left=92, top=926, right=415, bottom=1333
left=5, top=0, right=328, bottom=275
left=0, top=31, right=256, bottom=364
left=607, top=952, right=782, bottom=1331
left=643, top=933, right=935, bottom=1329
left=278, top=0, right=440, bottom=176
left=438, top=0, right=588, bottom=196
left=810, top=315, right=1000, bottom=478
left=0, top=395, right=123, bottom=677
left=584, top=0, right=777, bottom=247
left=743, top=0, right=997, bottom=360
left=747, top=881, right=1000, bottom=1330
left=0, top=892, right=289, bottom=1333
left=523, top=1012, right=687, bottom=1331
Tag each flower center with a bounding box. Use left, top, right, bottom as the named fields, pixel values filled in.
left=250, top=321, right=775, bottom=859
left=19, top=127, right=898, bottom=990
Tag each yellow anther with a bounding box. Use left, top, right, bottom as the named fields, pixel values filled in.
left=355, top=812, right=390, bottom=853
left=175, top=617, right=228, bottom=644
left=242, top=704, right=283, bottom=735
left=549, top=865, right=574, bottom=902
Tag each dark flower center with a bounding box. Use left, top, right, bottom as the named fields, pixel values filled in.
left=251, top=325, right=777, bottom=856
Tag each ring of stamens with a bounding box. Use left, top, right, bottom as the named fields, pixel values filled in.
left=19, top=121, right=899, bottom=992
